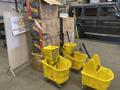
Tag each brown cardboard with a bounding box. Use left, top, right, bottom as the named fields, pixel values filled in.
left=40, top=0, right=62, bottom=19
left=41, top=17, right=75, bottom=46
left=43, top=0, right=62, bottom=5
left=41, top=18, right=60, bottom=35
left=63, top=17, right=75, bottom=32
left=41, top=4, right=59, bottom=19
left=32, top=60, right=43, bottom=72
left=41, top=18, right=60, bottom=46
left=32, top=53, right=43, bottom=72
left=51, top=35, right=60, bottom=45
left=63, top=17, right=75, bottom=43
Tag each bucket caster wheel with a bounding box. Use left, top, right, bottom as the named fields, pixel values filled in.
left=45, top=78, right=50, bottom=82
left=81, top=86, right=84, bottom=90
left=57, top=84, right=63, bottom=89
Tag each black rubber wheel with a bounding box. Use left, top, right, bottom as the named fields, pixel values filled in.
left=45, top=78, right=50, bottom=82
left=57, top=84, right=63, bottom=89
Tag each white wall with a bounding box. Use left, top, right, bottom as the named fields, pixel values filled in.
left=0, top=2, right=15, bottom=16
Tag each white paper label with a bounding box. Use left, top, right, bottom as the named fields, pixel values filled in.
left=10, top=16, right=28, bottom=36
left=60, top=13, right=69, bottom=18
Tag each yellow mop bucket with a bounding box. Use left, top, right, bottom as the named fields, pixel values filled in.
left=81, top=54, right=114, bottom=90
left=63, top=42, right=77, bottom=54
left=42, top=45, right=59, bottom=66
left=63, top=43, right=88, bottom=70
left=64, top=51, right=88, bottom=70
left=42, top=56, right=71, bottom=85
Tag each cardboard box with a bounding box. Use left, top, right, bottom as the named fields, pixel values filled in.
left=64, top=31, right=75, bottom=43
left=63, top=17, right=74, bottom=32
left=41, top=2, right=59, bottom=19
left=63, top=17, right=75, bottom=43
left=41, top=17, right=75, bottom=46
left=41, top=18, right=60, bottom=35
left=43, top=34, right=60, bottom=46
left=32, top=53, right=43, bottom=72
left=51, top=35, right=60, bottom=45
left=32, top=60, right=43, bottom=72
left=41, top=18, right=60, bottom=46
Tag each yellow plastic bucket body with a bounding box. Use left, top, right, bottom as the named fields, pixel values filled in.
left=64, top=51, right=88, bottom=70
left=42, top=56, right=71, bottom=85
left=81, top=54, right=114, bottom=90
left=42, top=45, right=59, bottom=66
left=63, top=42, right=77, bottom=54
left=42, top=45, right=59, bottom=60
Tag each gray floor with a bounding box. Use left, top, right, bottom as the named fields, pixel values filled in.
left=0, top=39, right=120, bottom=90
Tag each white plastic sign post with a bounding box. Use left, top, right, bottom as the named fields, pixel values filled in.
left=4, top=12, right=32, bottom=76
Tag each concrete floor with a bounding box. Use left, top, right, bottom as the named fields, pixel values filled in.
left=0, top=39, right=120, bottom=90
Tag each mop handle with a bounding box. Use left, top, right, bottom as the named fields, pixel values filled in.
left=66, top=31, right=71, bottom=42
left=82, top=43, right=91, bottom=59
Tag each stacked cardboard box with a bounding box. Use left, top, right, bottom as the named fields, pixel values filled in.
left=41, top=1, right=75, bottom=46
left=32, top=0, right=61, bottom=72
left=32, top=1, right=75, bottom=72
left=40, top=1, right=60, bottom=46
